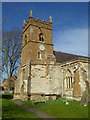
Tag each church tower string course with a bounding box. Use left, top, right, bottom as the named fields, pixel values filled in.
left=21, top=10, right=56, bottom=66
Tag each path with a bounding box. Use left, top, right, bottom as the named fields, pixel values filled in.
left=12, top=99, right=57, bottom=120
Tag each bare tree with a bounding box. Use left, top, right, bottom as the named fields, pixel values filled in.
left=0, top=31, right=2, bottom=87
left=2, top=29, right=22, bottom=91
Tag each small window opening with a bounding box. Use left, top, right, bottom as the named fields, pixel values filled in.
left=37, top=52, right=41, bottom=59
left=25, top=35, right=28, bottom=44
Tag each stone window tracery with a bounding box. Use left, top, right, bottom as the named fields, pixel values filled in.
left=65, top=70, right=73, bottom=89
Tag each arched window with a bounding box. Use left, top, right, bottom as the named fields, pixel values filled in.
left=65, top=70, right=73, bottom=89
left=37, top=52, right=41, bottom=59
left=39, top=33, right=44, bottom=42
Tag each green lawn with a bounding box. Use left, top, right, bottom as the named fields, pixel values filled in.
left=2, top=99, right=41, bottom=119
left=1, top=94, right=41, bottom=120
left=23, top=98, right=89, bottom=118
left=1, top=94, right=89, bottom=119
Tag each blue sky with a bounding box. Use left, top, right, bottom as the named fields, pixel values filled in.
left=2, top=2, right=88, bottom=56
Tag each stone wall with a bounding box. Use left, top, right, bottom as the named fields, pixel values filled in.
left=60, top=59, right=89, bottom=100
left=14, top=59, right=90, bottom=101
left=30, top=64, right=63, bottom=101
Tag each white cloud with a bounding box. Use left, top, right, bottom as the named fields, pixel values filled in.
left=53, top=28, right=88, bottom=57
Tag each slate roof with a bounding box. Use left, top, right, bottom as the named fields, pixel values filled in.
left=53, top=51, right=89, bottom=63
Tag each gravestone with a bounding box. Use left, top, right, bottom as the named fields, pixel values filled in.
left=80, top=90, right=88, bottom=106
left=85, top=81, right=90, bottom=103
left=80, top=81, right=90, bottom=105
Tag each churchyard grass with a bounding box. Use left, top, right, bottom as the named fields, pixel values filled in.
left=23, top=98, right=89, bottom=118
left=1, top=94, right=40, bottom=119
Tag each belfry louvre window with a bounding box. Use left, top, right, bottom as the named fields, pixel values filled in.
left=39, top=33, right=44, bottom=42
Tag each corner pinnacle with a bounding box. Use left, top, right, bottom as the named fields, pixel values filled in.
left=30, top=10, right=32, bottom=17
left=49, top=16, right=52, bottom=23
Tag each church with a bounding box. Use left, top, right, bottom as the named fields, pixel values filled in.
left=14, top=10, right=90, bottom=101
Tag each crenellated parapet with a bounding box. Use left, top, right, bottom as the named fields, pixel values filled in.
left=22, top=10, right=52, bottom=33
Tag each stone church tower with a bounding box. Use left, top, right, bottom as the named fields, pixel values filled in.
left=21, top=10, right=55, bottom=66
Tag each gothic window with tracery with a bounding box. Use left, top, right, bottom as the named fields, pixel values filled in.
left=65, top=70, right=73, bottom=89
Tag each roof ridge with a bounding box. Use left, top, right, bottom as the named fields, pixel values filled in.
left=53, top=51, right=90, bottom=63
left=54, top=51, right=89, bottom=58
